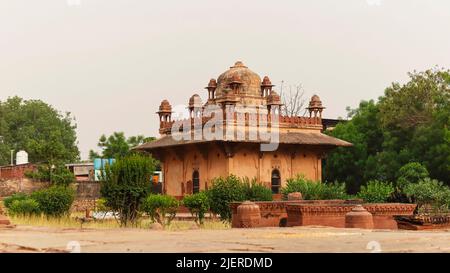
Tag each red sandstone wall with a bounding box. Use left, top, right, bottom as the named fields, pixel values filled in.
left=0, top=164, right=36, bottom=180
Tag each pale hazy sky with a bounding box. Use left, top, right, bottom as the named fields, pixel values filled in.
left=1, top=0, right=450, bottom=160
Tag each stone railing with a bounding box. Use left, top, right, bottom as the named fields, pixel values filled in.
left=231, top=200, right=416, bottom=229
left=160, top=114, right=323, bottom=134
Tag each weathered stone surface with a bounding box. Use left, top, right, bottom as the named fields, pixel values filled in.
left=287, top=192, right=303, bottom=201
left=236, top=201, right=261, bottom=228
left=231, top=200, right=416, bottom=229
left=231, top=199, right=364, bottom=228
left=395, top=214, right=450, bottom=230
left=345, top=205, right=374, bottom=229
left=0, top=178, right=48, bottom=197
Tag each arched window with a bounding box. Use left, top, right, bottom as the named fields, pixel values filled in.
left=271, top=169, right=281, bottom=194
left=192, top=170, right=200, bottom=194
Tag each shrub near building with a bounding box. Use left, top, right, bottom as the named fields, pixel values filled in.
left=3, top=186, right=75, bottom=217
left=182, top=192, right=210, bottom=225
left=207, top=175, right=273, bottom=222
left=357, top=180, right=394, bottom=203
left=281, top=175, right=348, bottom=200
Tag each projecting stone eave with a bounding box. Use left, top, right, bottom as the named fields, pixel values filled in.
left=132, top=132, right=352, bottom=152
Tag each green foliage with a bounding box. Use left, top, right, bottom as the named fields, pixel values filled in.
left=357, top=180, right=394, bottom=203
left=30, top=186, right=75, bottom=217
left=182, top=192, right=210, bottom=225
left=95, top=198, right=110, bottom=212
left=281, top=175, right=348, bottom=200
left=3, top=193, right=28, bottom=209
left=403, top=178, right=450, bottom=213
left=0, top=96, right=79, bottom=166
left=208, top=175, right=246, bottom=222
left=325, top=68, right=450, bottom=191
left=242, top=178, right=273, bottom=202
left=89, top=132, right=156, bottom=160
left=206, top=175, right=274, bottom=222
left=8, top=199, right=40, bottom=216
left=324, top=100, right=383, bottom=193
left=100, top=154, right=158, bottom=226
left=25, top=165, right=75, bottom=186
left=396, top=162, right=430, bottom=190
left=142, top=194, right=179, bottom=226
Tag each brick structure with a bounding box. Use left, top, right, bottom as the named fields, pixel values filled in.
left=135, top=61, right=352, bottom=199
left=0, top=164, right=36, bottom=180
left=230, top=199, right=363, bottom=228
left=345, top=205, right=374, bottom=229
left=231, top=201, right=416, bottom=229
left=236, top=201, right=261, bottom=228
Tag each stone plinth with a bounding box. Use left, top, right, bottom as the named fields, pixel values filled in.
left=230, top=199, right=363, bottom=228
left=236, top=201, right=261, bottom=228
left=286, top=203, right=417, bottom=229
left=286, top=204, right=354, bottom=228
left=345, top=205, right=373, bottom=229
left=364, top=203, right=417, bottom=229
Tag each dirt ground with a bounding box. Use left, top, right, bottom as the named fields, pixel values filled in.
left=1, top=225, right=450, bottom=253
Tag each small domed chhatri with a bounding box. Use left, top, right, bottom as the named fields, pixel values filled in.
left=188, top=94, right=203, bottom=108
left=135, top=61, right=352, bottom=200
left=307, top=95, right=325, bottom=118
left=158, top=99, right=172, bottom=112
left=267, top=90, right=281, bottom=104
left=206, top=78, right=217, bottom=88
left=157, top=99, right=172, bottom=123
left=261, top=76, right=273, bottom=87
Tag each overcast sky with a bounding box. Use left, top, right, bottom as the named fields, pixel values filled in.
left=1, top=0, right=449, bottom=160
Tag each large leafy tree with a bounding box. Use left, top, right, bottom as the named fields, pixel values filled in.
left=0, top=96, right=79, bottom=166
left=89, top=132, right=155, bottom=160
left=325, top=68, right=450, bottom=192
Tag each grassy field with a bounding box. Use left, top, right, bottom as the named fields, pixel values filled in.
left=9, top=213, right=230, bottom=230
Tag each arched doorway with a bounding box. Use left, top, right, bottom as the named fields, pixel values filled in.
left=192, top=170, right=200, bottom=194
left=271, top=169, right=281, bottom=194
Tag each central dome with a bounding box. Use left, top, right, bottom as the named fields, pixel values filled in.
left=215, top=61, right=262, bottom=98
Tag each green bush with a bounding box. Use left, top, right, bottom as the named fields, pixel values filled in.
left=403, top=178, right=450, bottom=213
left=396, top=162, right=430, bottom=190
left=8, top=199, right=40, bottom=216
left=242, top=178, right=273, bottom=202
left=183, top=192, right=210, bottom=225
left=25, top=165, right=75, bottom=186
left=281, top=175, right=348, bottom=200
left=142, top=194, right=179, bottom=226
left=100, top=154, right=159, bottom=226
left=30, top=186, right=75, bottom=217
left=95, top=198, right=110, bottom=212
left=208, top=175, right=246, bottom=222
left=357, top=180, right=394, bottom=203
left=3, top=193, right=29, bottom=209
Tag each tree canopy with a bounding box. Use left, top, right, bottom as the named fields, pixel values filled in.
left=325, top=68, right=450, bottom=193
left=89, top=132, right=155, bottom=160
left=0, top=96, right=79, bottom=166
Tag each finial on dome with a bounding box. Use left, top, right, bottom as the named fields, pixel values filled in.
left=230, top=61, right=247, bottom=68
